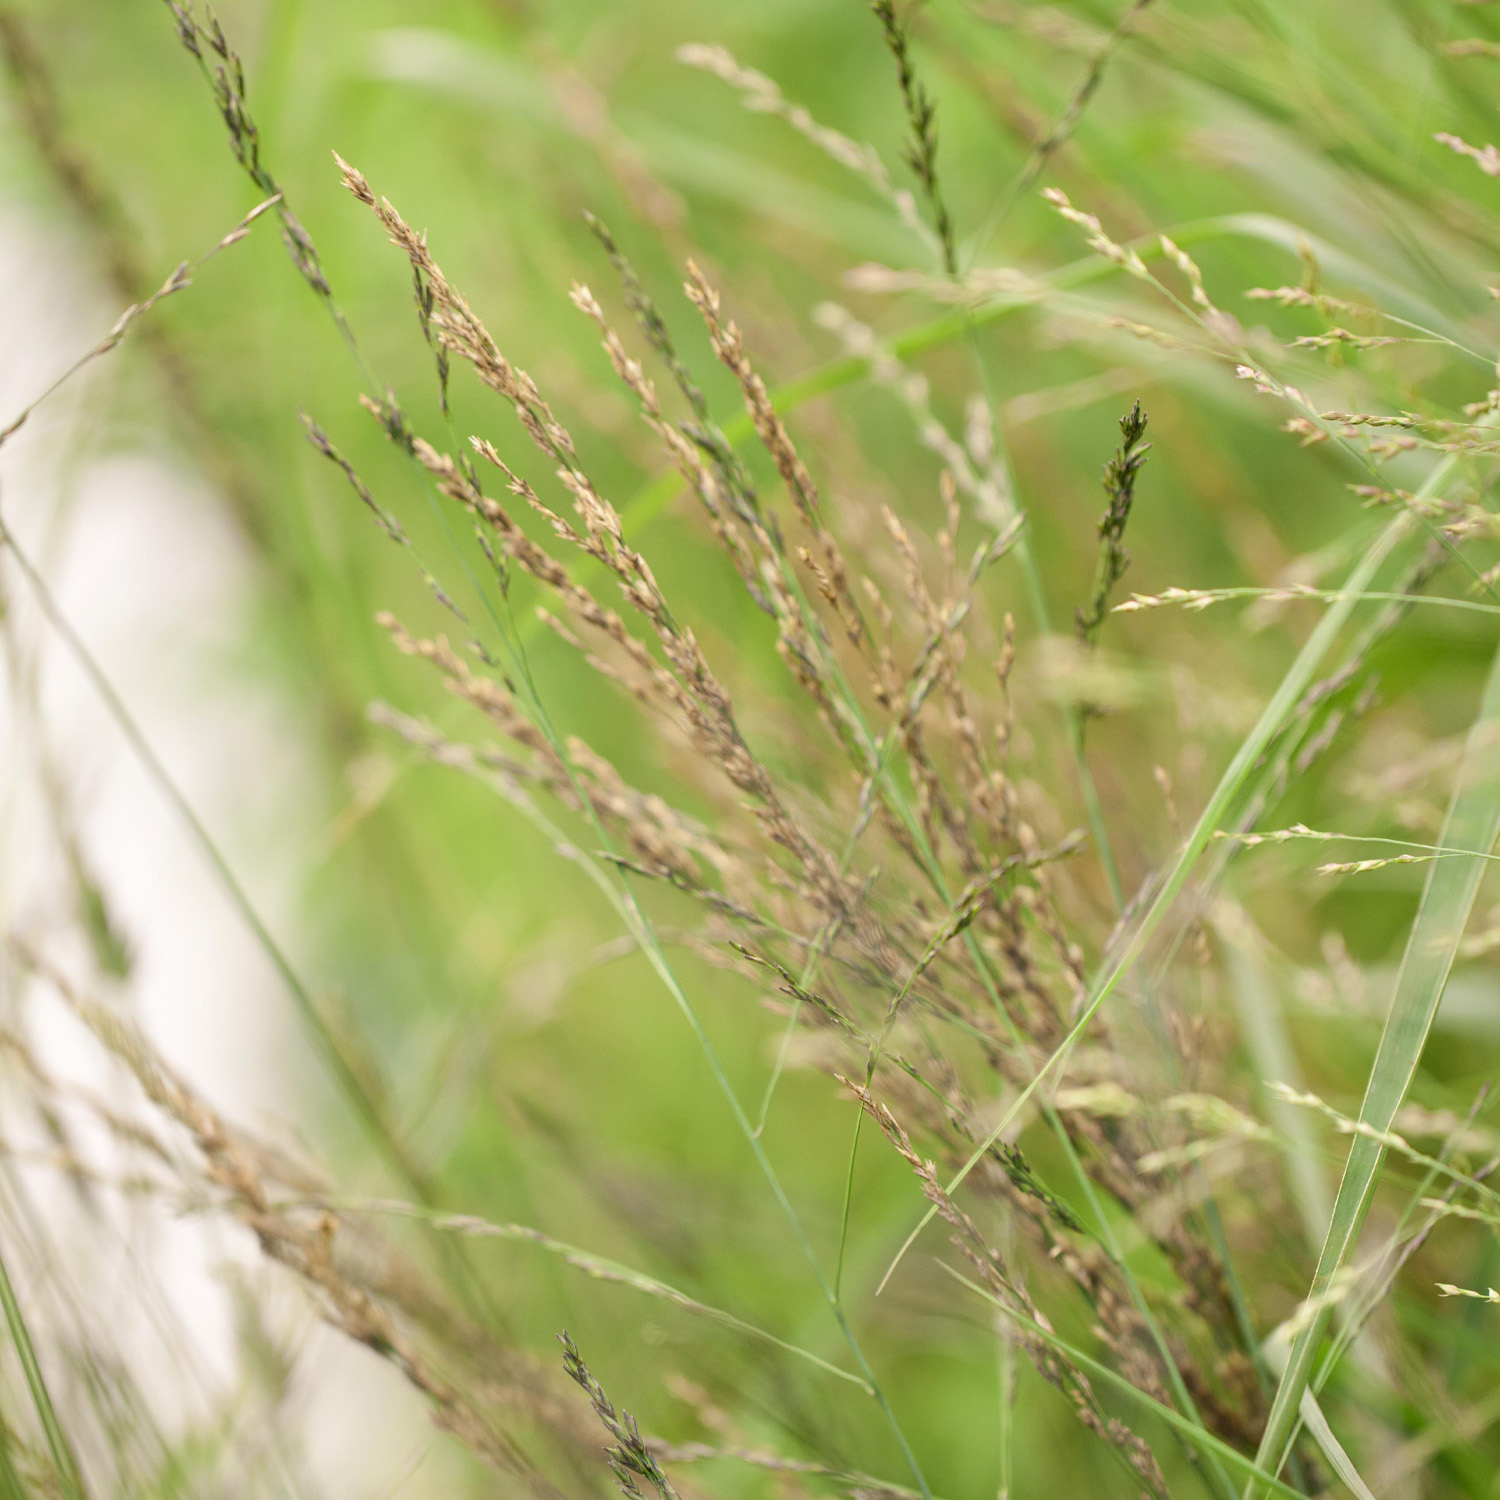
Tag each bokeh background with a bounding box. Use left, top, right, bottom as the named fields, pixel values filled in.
left=4, top=0, right=1500, bottom=1495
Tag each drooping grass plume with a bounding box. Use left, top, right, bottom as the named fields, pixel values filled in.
left=560, top=1334, right=682, bottom=1500
left=161, top=1, right=336, bottom=312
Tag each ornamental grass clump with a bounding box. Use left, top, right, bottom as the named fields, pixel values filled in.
left=4, top=1, right=1500, bottom=1497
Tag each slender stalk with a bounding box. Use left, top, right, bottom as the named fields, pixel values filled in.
left=0, top=1242, right=84, bottom=1500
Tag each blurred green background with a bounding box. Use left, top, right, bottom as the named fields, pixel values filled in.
left=5, top=0, right=1500, bottom=1494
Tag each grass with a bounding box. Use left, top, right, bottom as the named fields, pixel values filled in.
left=1251, top=626, right=1500, bottom=1491
left=2, top=0, right=1500, bottom=1496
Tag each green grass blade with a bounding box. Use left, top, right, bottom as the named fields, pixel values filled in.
left=941, top=1264, right=1308, bottom=1499
left=882, top=504, right=1421, bottom=1283
left=0, top=1426, right=28, bottom=1500
left=1222, top=910, right=1400, bottom=1468
left=0, top=1244, right=84, bottom=1500
left=1262, top=1332, right=1377, bottom=1500
left=1221, top=915, right=1334, bottom=1259
left=1248, top=627, right=1500, bottom=1494
left=1297, top=1390, right=1375, bottom=1500
left=388, top=699, right=935, bottom=1498
left=315, top=1199, right=873, bottom=1392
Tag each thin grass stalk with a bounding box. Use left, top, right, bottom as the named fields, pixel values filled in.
left=1249, top=629, right=1500, bottom=1493
left=376, top=516, right=939, bottom=1498
left=1150, top=543, right=1455, bottom=998
left=0, top=1244, right=84, bottom=1500
left=966, top=0, right=1157, bottom=259
left=944, top=1265, right=1308, bottom=1500
left=793, top=552, right=1240, bottom=1486
left=0, top=1421, right=26, bottom=1500
left=680, top=319, right=1246, bottom=1476
left=956, top=322, right=1130, bottom=906
left=882, top=498, right=1424, bottom=1283
left=1316, top=1124, right=1500, bottom=1394
left=610, top=206, right=1477, bottom=546
left=429, top=711, right=938, bottom=1497
left=1221, top=919, right=1333, bottom=1259
left=4, top=7, right=526, bottom=1326
left=298, top=1199, right=872, bottom=1393
left=0, top=515, right=445, bottom=1239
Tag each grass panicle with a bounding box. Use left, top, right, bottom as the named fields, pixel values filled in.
left=871, top=1, right=957, bottom=275
left=1076, top=398, right=1149, bottom=645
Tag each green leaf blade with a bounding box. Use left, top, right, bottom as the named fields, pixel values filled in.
left=1250, top=629, right=1500, bottom=1493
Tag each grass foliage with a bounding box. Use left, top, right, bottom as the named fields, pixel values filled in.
left=3, top=0, right=1500, bottom=1495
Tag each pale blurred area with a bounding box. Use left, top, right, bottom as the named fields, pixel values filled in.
left=0, top=205, right=436, bottom=1494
